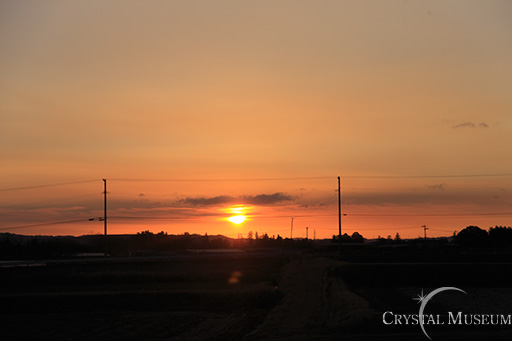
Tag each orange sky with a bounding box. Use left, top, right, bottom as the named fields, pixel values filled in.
left=1, top=1, right=511, bottom=239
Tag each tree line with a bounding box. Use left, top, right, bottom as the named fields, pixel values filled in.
left=1, top=225, right=511, bottom=260
left=0, top=230, right=307, bottom=260
left=454, top=225, right=512, bottom=247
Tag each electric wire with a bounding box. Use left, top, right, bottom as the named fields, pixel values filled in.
left=110, top=173, right=512, bottom=182
left=1, top=172, right=510, bottom=191
left=0, top=193, right=101, bottom=209
left=0, top=219, right=93, bottom=231
left=345, top=212, right=512, bottom=217
left=110, top=176, right=334, bottom=182
left=0, top=179, right=99, bottom=192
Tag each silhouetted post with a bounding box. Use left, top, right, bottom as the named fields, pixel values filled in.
left=338, top=176, right=342, bottom=254
left=306, top=226, right=308, bottom=239
left=423, top=225, right=428, bottom=239
left=103, top=179, right=107, bottom=256
left=290, top=217, right=294, bottom=239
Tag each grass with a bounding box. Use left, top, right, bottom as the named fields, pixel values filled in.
left=0, top=253, right=288, bottom=340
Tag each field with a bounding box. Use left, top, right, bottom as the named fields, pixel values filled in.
left=1, top=250, right=512, bottom=340
left=0, top=251, right=288, bottom=340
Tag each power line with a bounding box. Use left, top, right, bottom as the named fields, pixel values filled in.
left=255, top=213, right=338, bottom=219
left=255, top=229, right=290, bottom=234
left=346, top=212, right=512, bottom=217
left=0, top=193, right=100, bottom=209
left=110, top=173, right=512, bottom=182
left=430, top=228, right=457, bottom=233
left=341, top=173, right=512, bottom=179
left=0, top=179, right=99, bottom=192
left=110, top=176, right=334, bottom=182
left=1, top=172, right=510, bottom=191
left=109, top=216, right=203, bottom=220
left=350, top=225, right=421, bottom=231
left=0, top=219, right=92, bottom=231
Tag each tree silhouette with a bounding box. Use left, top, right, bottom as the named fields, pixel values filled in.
left=488, top=226, right=512, bottom=246
left=332, top=232, right=366, bottom=243
left=455, top=226, right=488, bottom=247
left=351, top=232, right=365, bottom=243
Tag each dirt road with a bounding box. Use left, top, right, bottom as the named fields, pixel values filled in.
left=245, top=256, right=375, bottom=340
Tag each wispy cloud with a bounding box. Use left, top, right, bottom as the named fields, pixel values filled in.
left=175, top=192, right=294, bottom=207
left=242, top=193, right=293, bottom=205
left=451, top=121, right=489, bottom=129
left=177, top=195, right=234, bottom=206
left=426, top=184, right=445, bottom=190
left=452, top=122, right=475, bottom=129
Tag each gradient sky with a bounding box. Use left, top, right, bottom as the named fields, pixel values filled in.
left=1, top=0, right=511, bottom=238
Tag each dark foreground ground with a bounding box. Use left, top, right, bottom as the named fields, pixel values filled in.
left=1, top=250, right=511, bottom=340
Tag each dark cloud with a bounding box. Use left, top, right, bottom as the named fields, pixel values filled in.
left=452, top=122, right=475, bottom=129
left=242, top=192, right=294, bottom=205
left=299, top=201, right=332, bottom=209
left=138, top=193, right=145, bottom=197
left=175, top=192, right=294, bottom=207
left=178, top=195, right=235, bottom=206
left=451, top=121, right=489, bottom=129
left=426, top=184, right=445, bottom=190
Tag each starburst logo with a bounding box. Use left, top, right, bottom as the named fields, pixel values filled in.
left=383, top=287, right=512, bottom=339
left=417, top=287, right=466, bottom=339
left=412, top=288, right=430, bottom=304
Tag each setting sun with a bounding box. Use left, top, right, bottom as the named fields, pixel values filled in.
left=227, top=215, right=247, bottom=225
left=224, top=205, right=250, bottom=225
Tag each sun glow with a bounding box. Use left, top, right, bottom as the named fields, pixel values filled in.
left=227, top=215, right=247, bottom=224
left=224, top=205, right=250, bottom=225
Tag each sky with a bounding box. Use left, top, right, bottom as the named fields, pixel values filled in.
left=1, top=0, right=511, bottom=239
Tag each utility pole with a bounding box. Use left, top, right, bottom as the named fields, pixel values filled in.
left=103, top=179, right=107, bottom=256
left=422, top=225, right=428, bottom=239
left=290, top=217, right=294, bottom=239
left=306, top=226, right=309, bottom=239
left=314, top=228, right=316, bottom=240
left=338, top=176, right=342, bottom=254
